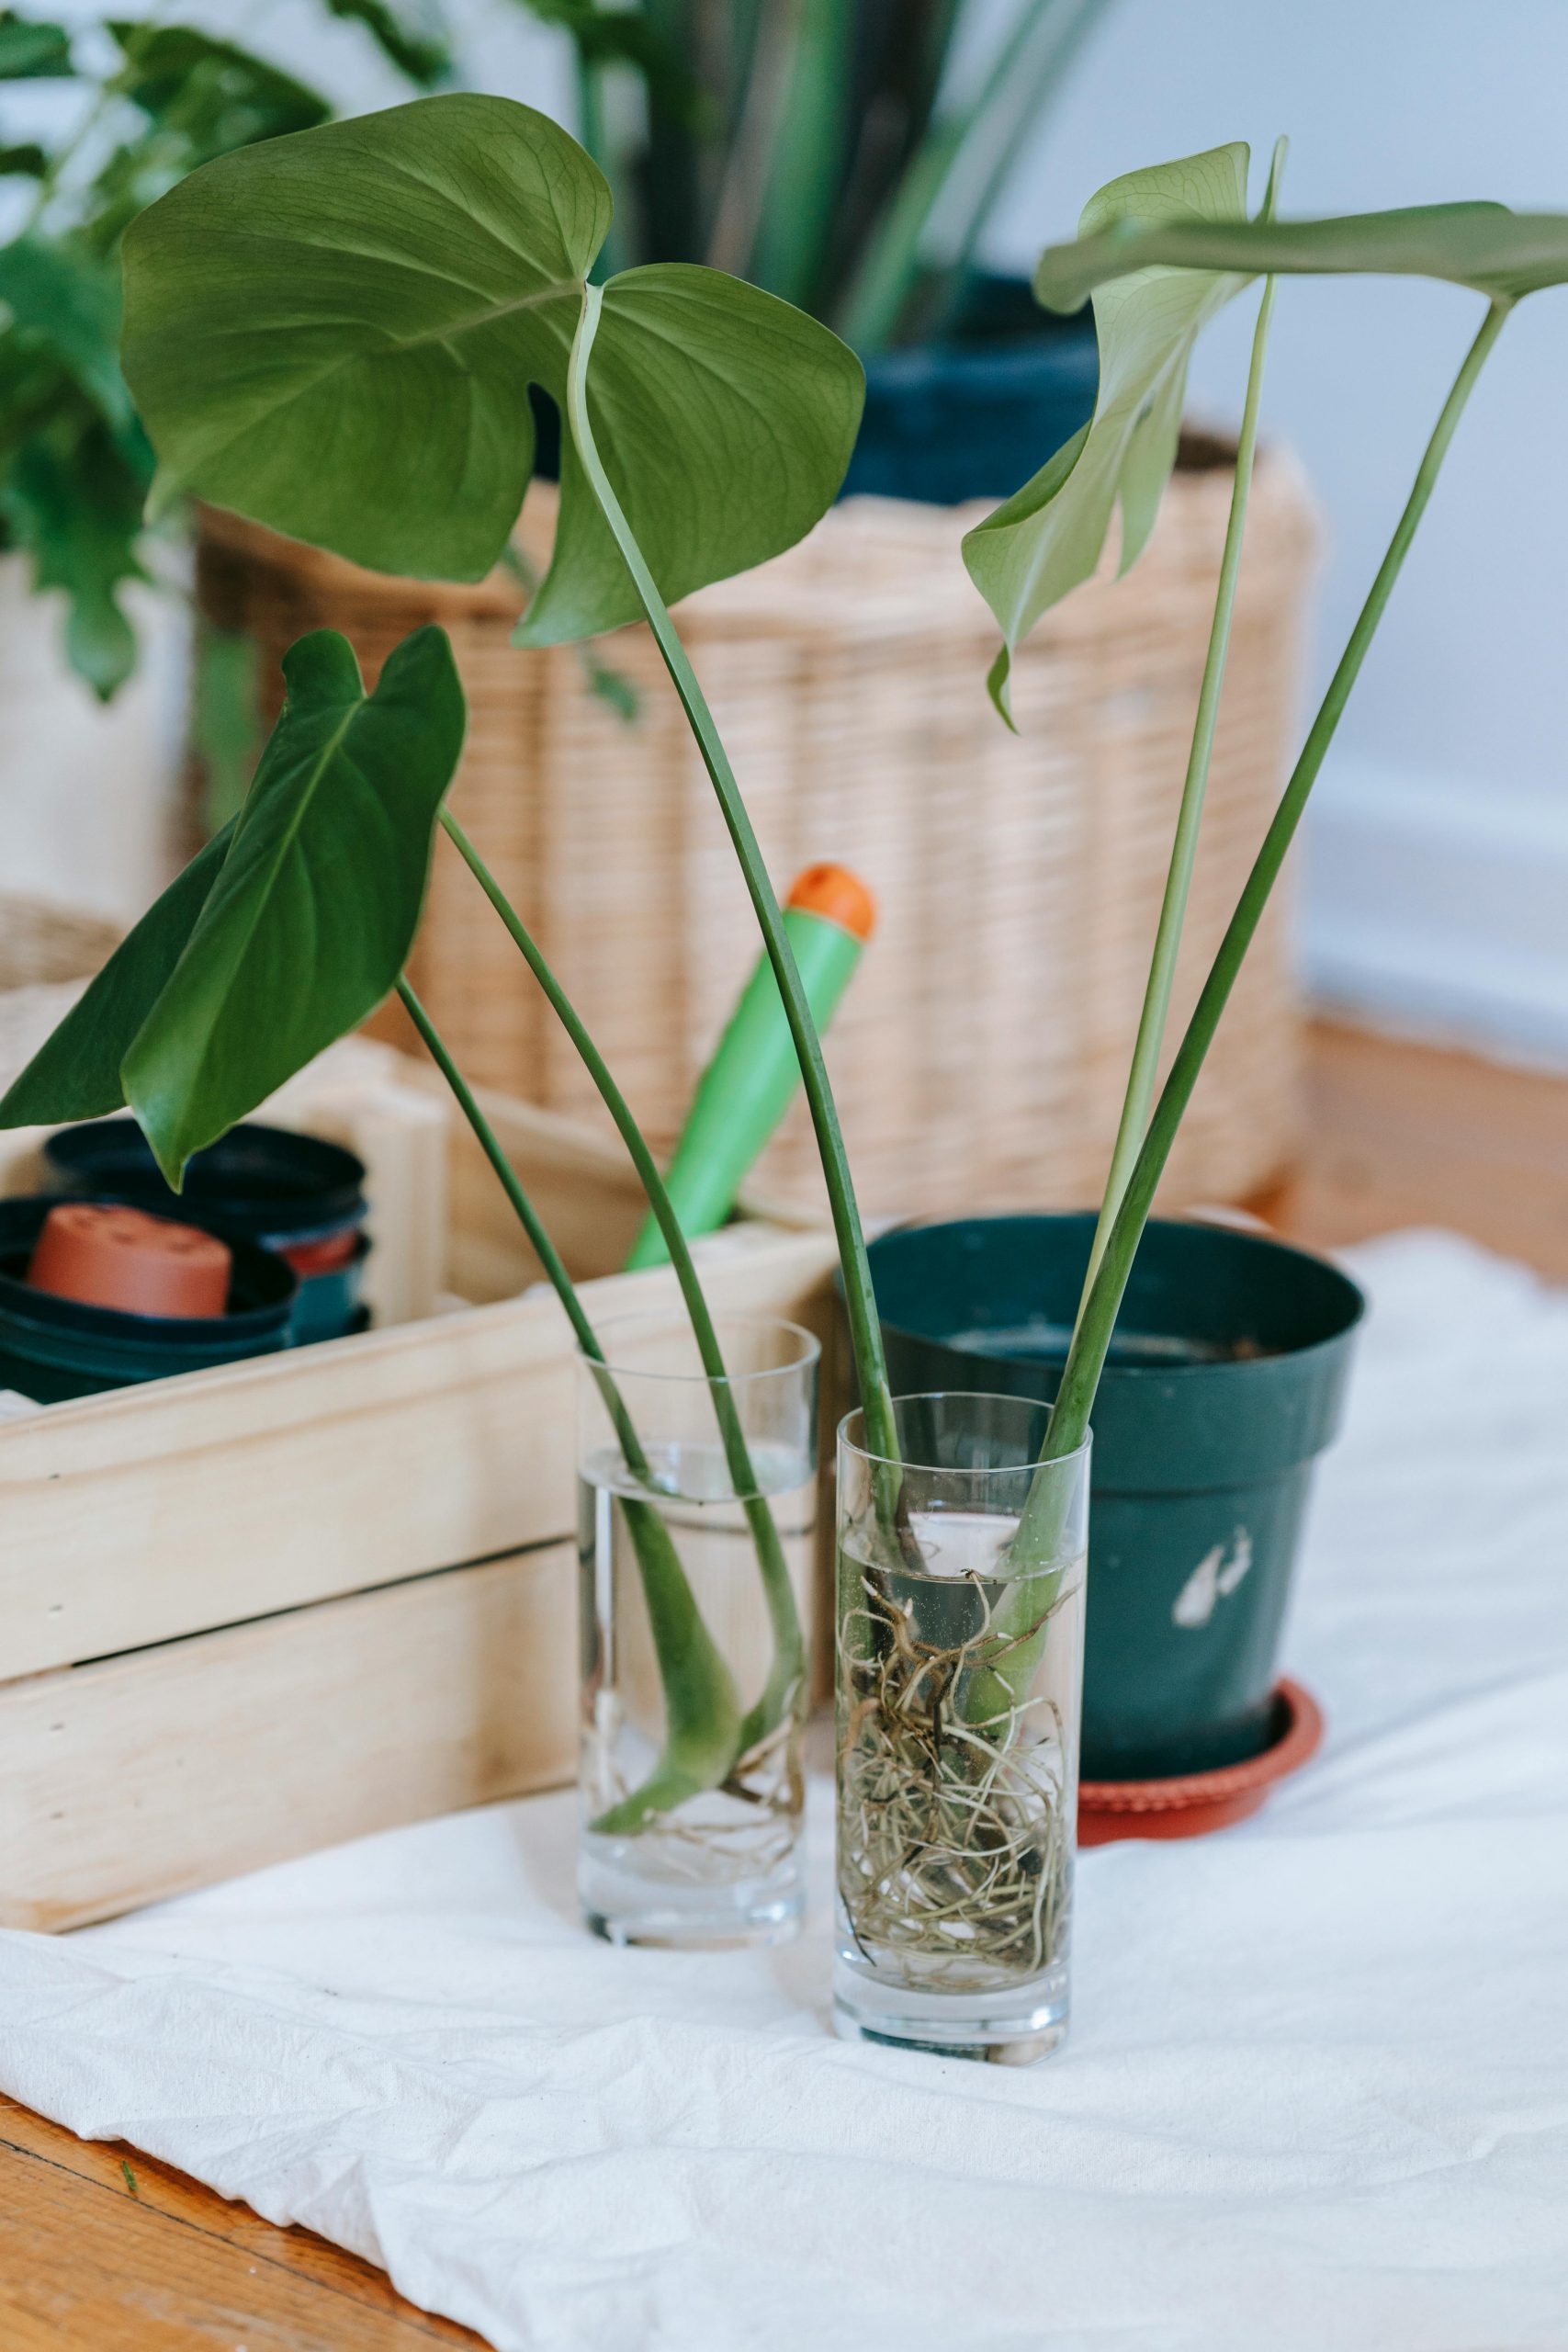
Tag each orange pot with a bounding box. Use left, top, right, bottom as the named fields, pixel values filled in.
left=28, top=1204, right=232, bottom=1321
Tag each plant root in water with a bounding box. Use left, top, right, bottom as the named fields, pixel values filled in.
left=838, top=1555, right=1077, bottom=1993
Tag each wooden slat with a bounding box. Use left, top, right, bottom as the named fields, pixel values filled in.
left=0, top=1543, right=577, bottom=1932
left=0, top=2095, right=489, bottom=2348
left=0, top=1227, right=840, bottom=1682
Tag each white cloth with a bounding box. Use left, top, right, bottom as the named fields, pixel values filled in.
left=2, top=1230, right=1566, bottom=2352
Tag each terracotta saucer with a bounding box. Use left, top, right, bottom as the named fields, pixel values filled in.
left=1077, top=1679, right=1324, bottom=1846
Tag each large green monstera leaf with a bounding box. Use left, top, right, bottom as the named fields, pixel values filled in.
left=962, top=143, right=1255, bottom=724
left=121, top=94, right=864, bottom=639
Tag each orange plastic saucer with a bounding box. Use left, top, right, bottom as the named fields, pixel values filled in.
left=1077, top=1679, right=1324, bottom=1845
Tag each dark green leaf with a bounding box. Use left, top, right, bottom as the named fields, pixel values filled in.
left=512, top=0, right=688, bottom=94
left=324, top=0, right=451, bottom=85
left=1031, top=198, right=1563, bottom=311
left=0, top=10, right=71, bottom=78
left=107, top=22, right=330, bottom=155
left=0, top=823, right=234, bottom=1128
left=120, top=626, right=466, bottom=1184
left=520, top=262, right=865, bottom=643
left=120, top=94, right=863, bottom=630
left=0, top=236, right=133, bottom=430
left=0, top=142, right=50, bottom=176
left=964, top=142, right=1252, bottom=722
left=3, top=411, right=152, bottom=697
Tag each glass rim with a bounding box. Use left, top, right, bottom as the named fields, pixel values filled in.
left=577, top=1309, right=821, bottom=1386
left=837, top=1390, right=1091, bottom=1476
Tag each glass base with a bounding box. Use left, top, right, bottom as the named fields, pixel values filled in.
left=580, top=1850, right=804, bottom=1950
left=832, top=1953, right=1069, bottom=2065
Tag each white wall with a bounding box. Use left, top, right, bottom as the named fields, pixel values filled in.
left=976, top=0, right=1568, bottom=1059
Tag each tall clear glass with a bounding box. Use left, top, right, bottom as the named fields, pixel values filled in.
left=577, top=1313, right=819, bottom=1948
left=835, top=1393, right=1090, bottom=2064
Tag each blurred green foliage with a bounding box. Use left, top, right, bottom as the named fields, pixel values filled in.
left=0, top=5, right=446, bottom=697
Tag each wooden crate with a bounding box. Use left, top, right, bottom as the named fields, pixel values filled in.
left=0, top=1061, right=840, bottom=1930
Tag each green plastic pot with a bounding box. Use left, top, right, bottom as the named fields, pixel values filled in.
left=864, top=1215, right=1364, bottom=1780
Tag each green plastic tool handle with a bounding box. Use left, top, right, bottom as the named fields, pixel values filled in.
left=625, top=905, right=864, bottom=1269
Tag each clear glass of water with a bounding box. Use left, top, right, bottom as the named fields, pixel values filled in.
left=577, top=1313, right=819, bottom=1947
left=835, top=1393, right=1090, bottom=2063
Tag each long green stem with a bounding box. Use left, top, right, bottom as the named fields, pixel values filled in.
left=1023, top=297, right=1510, bottom=1530
left=563, top=281, right=900, bottom=1473
left=835, top=0, right=1059, bottom=354
left=919, top=0, right=1113, bottom=345
left=396, top=977, right=743, bottom=1823
left=438, top=810, right=805, bottom=1754
left=397, top=974, right=636, bottom=1446
left=1076, top=148, right=1284, bottom=1315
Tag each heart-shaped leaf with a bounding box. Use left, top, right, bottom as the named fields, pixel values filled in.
left=0, top=821, right=235, bottom=1130
left=120, top=94, right=863, bottom=630
left=122, top=625, right=463, bottom=1184
left=962, top=142, right=1253, bottom=724
left=1032, top=198, right=1564, bottom=312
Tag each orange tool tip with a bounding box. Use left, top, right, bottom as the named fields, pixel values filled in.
left=786, top=863, right=876, bottom=942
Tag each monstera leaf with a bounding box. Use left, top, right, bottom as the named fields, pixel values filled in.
left=963, top=143, right=1255, bottom=724
left=1, top=627, right=466, bottom=1184
left=1030, top=199, right=1568, bottom=311
left=0, top=237, right=133, bottom=433
left=121, top=94, right=863, bottom=637
left=4, top=413, right=152, bottom=697
left=0, top=822, right=235, bottom=1130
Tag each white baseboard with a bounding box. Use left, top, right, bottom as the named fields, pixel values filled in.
left=1302, top=758, right=1568, bottom=1069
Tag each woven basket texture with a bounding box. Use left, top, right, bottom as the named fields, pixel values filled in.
left=0, top=895, right=121, bottom=991
left=0, top=896, right=123, bottom=1095
left=196, top=452, right=1317, bottom=1221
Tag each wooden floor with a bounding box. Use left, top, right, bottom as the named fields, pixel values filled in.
left=4, top=1018, right=1565, bottom=2351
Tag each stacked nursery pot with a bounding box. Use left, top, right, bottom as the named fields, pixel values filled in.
left=192, top=292, right=1318, bottom=1227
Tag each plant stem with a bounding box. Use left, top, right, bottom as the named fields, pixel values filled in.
left=564, top=280, right=901, bottom=1474
left=1075, top=148, right=1284, bottom=1316
left=919, top=0, right=1114, bottom=345
left=397, top=974, right=633, bottom=1435
left=740, top=0, right=852, bottom=308
left=438, top=811, right=805, bottom=1753
left=396, top=975, right=744, bottom=1820
left=1024, top=296, right=1509, bottom=1523
left=838, top=0, right=1110, bottom=354
left=834, top=0, right=1056, bottom=353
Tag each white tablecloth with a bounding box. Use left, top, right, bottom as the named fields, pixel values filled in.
left=3, top=1230, right=1566, bottom=2351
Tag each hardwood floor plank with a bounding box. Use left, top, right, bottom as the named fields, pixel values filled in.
left=1258, top=1020, right=1568, bottom=1276
left=0, top=2097, right=488, bottom=2349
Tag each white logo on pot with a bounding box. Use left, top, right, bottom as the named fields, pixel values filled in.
left=1171, top=1529, right=1253, bottom=1629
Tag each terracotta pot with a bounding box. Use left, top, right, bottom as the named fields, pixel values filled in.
left=28, top=1203, right=231, bottom=1320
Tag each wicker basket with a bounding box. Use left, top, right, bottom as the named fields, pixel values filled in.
left=196, top=449, right=1317, bottom=1219
left=0, top=896, right=123, bottom=1091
